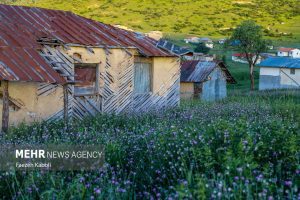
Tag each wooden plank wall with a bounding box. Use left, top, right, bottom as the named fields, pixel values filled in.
left=39, top=45, right=102, bottom=121
left=38, top=45, right=180, bottom=121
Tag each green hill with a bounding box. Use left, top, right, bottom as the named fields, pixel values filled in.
left=4, top=0, right=300, bottom=41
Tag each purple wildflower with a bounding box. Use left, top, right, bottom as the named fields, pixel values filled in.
left=256, top=174, right=264, bottom=182
left=94, top=188, right=101, bottom=194
left=284, top=180, right=292, bottom=187
left=79, top=177, right=85, bottom=183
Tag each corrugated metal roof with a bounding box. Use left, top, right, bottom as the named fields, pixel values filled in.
left=258, top=57, right=300, bottom=69
left=0, top=4, right=175, bottom=83
left=156, top=39, right=192, bottom=56
left=181, top=60, right=236, bottom=83
left=181, top=60, right=199, bottom=82
left=181, top=60, right=216, bottom=83
left=0, top=46, right=65, bottom=83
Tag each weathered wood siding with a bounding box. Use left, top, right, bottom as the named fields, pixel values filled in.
left=0, top=45, right=180, bottom=126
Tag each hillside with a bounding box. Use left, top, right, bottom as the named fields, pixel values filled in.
left=5, top=0, right=300, bottom=41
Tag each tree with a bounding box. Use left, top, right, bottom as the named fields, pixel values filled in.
left=229, top=20, right=270, bottom=90
left=194, top=42, right=210, bottom=54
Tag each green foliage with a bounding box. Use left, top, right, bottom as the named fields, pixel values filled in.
left=228, top=20, right=271, bottom=89
left=230, top=20, right=270, bottom=61
left=0, top=90, right=299, bottom=199
left=194, top=42, right=210, bottom=54
left=7, top=0, right=300, bottom=41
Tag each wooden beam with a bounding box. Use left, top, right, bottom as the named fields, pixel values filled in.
left=2, top=80, right=9, bottom=133
left=63, top=84, right=69, bottom=127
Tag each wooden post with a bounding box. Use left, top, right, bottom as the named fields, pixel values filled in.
left=63, top=84, right=69, bottom=127
left=2, top=80, right=9, bottom=133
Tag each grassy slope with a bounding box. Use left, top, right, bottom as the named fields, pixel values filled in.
left=7, top=0, right=300, bottom=41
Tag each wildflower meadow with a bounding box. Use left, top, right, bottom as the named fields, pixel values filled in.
left=0, top=90, right=299, bottom=199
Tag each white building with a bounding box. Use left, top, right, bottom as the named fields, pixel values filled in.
left=258, top=57, right=300, bottom=90
left=290, top=49, right=300, bottom=58
left=277, top=48, right=300, bottom=58
left=184, top=37, right=200, bottom=44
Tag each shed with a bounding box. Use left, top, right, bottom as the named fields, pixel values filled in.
left=0, top=5, right=180, bottom=130
left=180, top=60, right=236, bottom=101
left=258, top=57, right=300, bottom=90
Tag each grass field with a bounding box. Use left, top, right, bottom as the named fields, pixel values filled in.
left=6, top=0, right=300, bottom=42
left=0, top=90, right=299, bottom=199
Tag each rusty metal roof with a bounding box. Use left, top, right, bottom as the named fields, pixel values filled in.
left=181, top=60, right=215, bottom=83
left=181, top=60, right=236, bottom=84
left=0, top=46, right=66, bottom=83
left=181, top=60, right=199, bottom=82
left=0, top=5, right=175, bottom=83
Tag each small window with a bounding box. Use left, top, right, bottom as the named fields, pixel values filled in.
left=74, top=63, right=98, bottom=96
left=134, top=62, right=151, bottom=94
left=290, top=68, right=295, bottom=75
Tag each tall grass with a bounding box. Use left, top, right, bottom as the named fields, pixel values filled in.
left=0, top=90, right=299, bottom=199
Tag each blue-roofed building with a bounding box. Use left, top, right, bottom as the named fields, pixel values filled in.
left=258, top=57, right=300, bottom=90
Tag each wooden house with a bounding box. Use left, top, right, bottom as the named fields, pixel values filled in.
left=0, top=5, right=180, bottom=131
left=180, top=60, right=236, bottom=101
